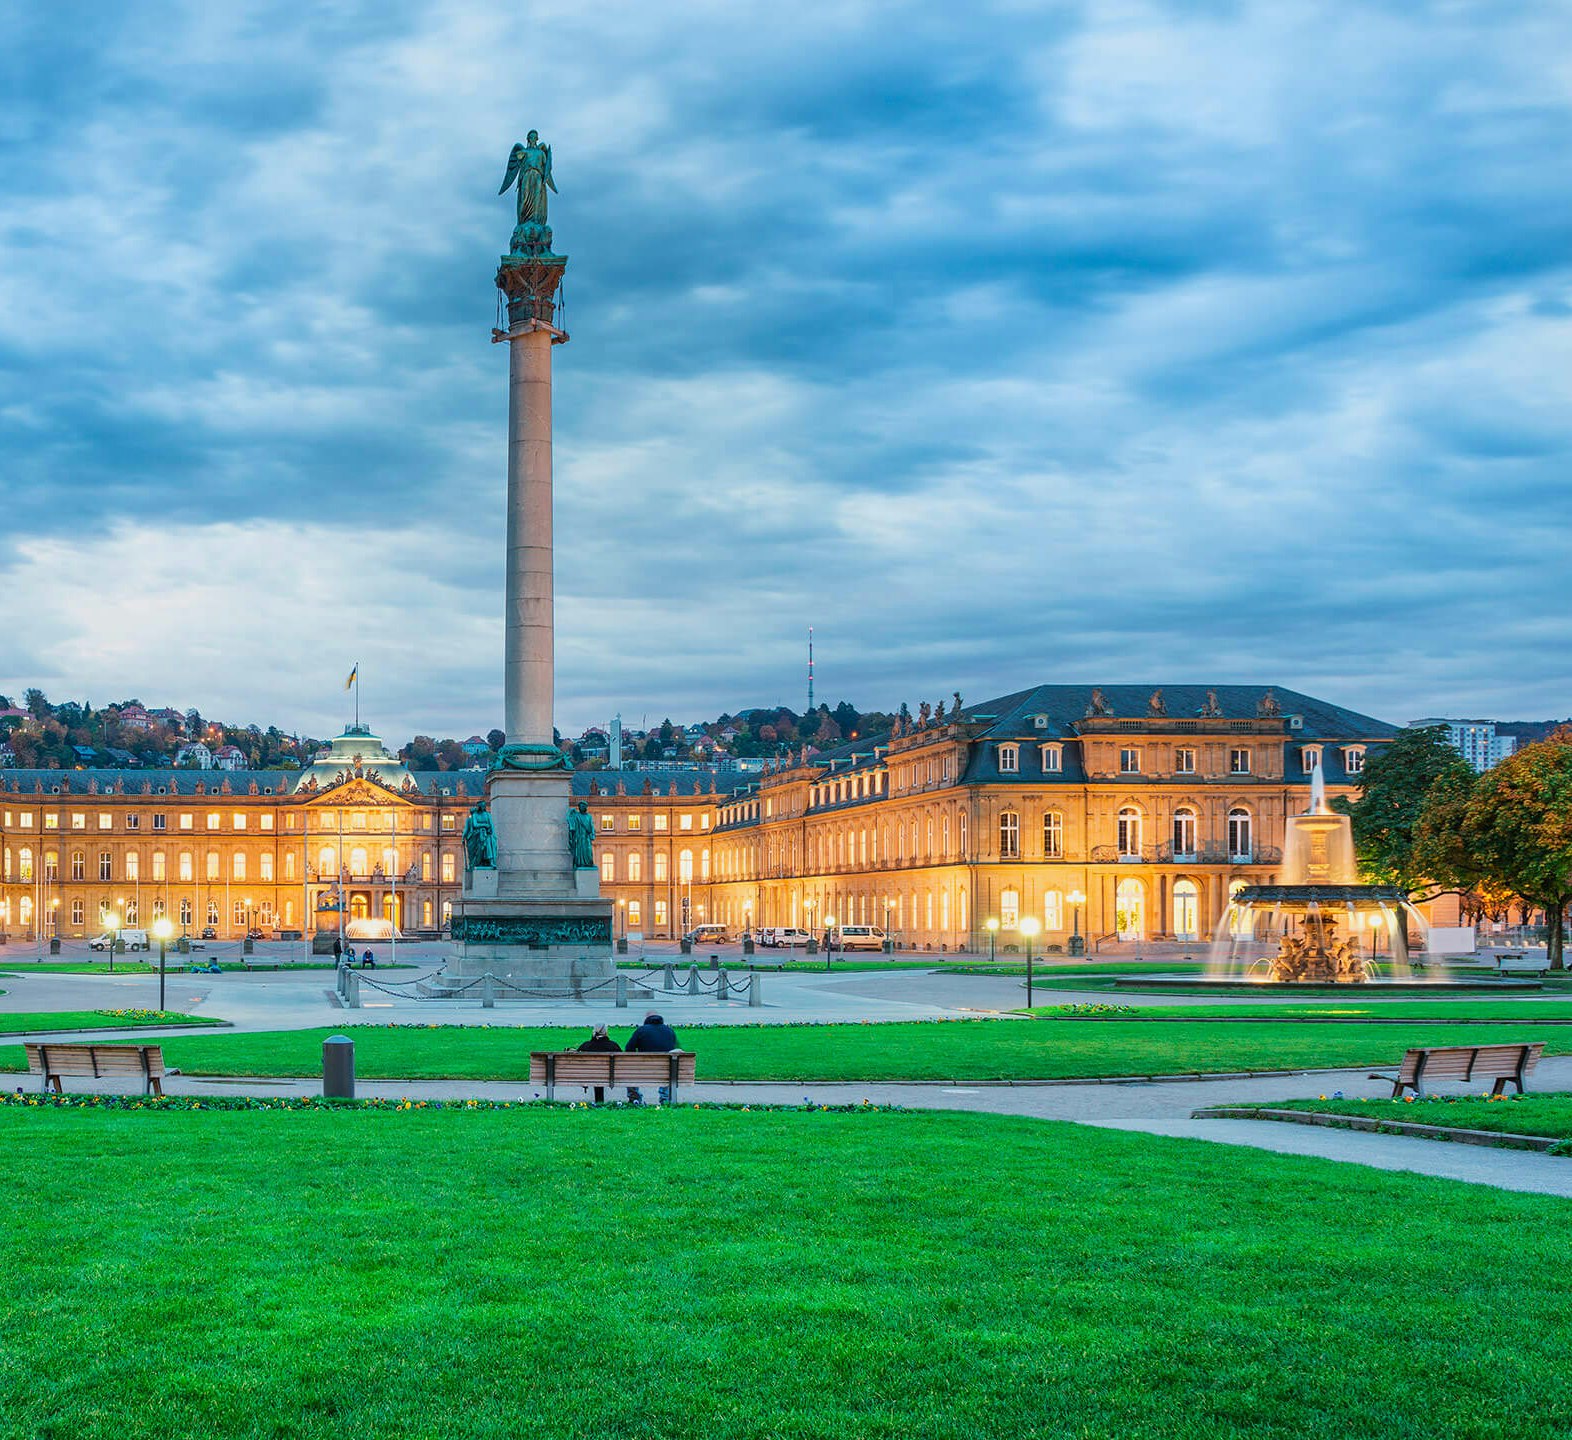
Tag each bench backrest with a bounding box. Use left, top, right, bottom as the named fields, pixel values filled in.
left=1401, top=1043, right=1542, bottom=1085
left=25, top=1043, right=165, bottom=1078
left=528, top=1051, right=696, bottom=1087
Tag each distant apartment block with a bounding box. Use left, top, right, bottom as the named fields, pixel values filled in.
left=1407, top=718, right=1517, bottom=773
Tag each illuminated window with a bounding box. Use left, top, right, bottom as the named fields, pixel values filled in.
left=349, top=847, right=368, bottom=877
left=180, top=813, right=194, bottom=830
left=653, top=815, right=668, bottom=832
left=98, top=813, right=112, bottom=831
left=627, top=815, right=642, bottom=832
left=318, top=846, right=337, bottom=876
left=600, top=813, right=615, bottom=831
left=71, top=813, right=86, bottom=830
left=18, top=848, right=33, bottom=882
left=43, top=813, right=58, bottom=830
left=679, top=814, right=693, bottom=831
left=152, top=851, right=167, bottom=881
left=125, top=851, right=140, bottom=881
left=233, top=853, right=247, bottom=881
left=44, top=851, right=57, bottom=881
left=260, top=853, right=274, bottom=882
left=233, top=813, right=247, bottom=831
left=284, top=851, right=296, bottom=881
left=441, top=815, right=456, bottom=831
left=654, top=899, right=668, bottom=929
left=179, top=851, right=193, bottom=882
left=206, top=851, right=219, bottom=881
left=207, top=812, right=220, bottom=830
left=600, top=852, right=615, bottom=882
left=261, top=814, right=275, bottom=831
left=678, top=849, right=694, bottom=884
left=628, top=900, right=642, bottom=927
left=999, top=812, right=1020, bottom=859
left=1000, top=888, right=1020, bottom=929
left=441, top=853, right=455, bottom=883
left=421, top=853, right=432, bottom=881
left=628, top=851, right=642, bottom=882
left=654, top=852, right=669, bottom=882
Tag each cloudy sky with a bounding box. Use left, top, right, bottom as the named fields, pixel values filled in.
left=2, top=1, right=1570, bottom=741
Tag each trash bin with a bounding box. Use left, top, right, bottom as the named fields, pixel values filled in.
left=323, top=1034, right=355, bottom=1099
left=49, top=937, right=61, bottom=955
left=679, top=939, right=692, bottom=955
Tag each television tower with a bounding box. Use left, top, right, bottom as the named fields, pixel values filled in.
left=807, top=626, right=815, bottom=713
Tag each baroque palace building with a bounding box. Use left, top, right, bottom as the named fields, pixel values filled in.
left=0, top=683, right=1397, bottom=950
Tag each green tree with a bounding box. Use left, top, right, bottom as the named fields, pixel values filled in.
left=1334, top=726, right=1474, bottom=896
left=1453, top=731, right=1572, bottom=970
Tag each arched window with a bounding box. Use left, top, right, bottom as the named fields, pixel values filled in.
left=232, top=852, right=247, bottom=881
left=284, top=850, right=296, bottom=881
left=179, top=898, right=192, bottom=926
left=1173, top=879, right=1199, bottom=941
left=701, top=847, right=711, bottom=882
left=1172, top=807, right=1198, bottom=858
left=125, top=851, right=140, bottom=881
left=628, top=851, right=643, bottom=882
left=1227, top=808, right=1253, bottom=861
left=600, top=852, right=615, bottom=882
left=18, top=847, right=33, bottom=882
left=1117, top=807, right=1142, bottom=857
left=1044, top=890, right=1063, bottom=930
left=999, top=812, right=1020, bottom=859
left=381, top=847, right=397, bottom=876
left=1043, top=811, right=1063, bottom=858
left=206, top=851, right=219, bottom=880
left=958, top=813, right=967, bottom=856
left=319, top=845, right=337, bottom=877
left=71, top=850, right=85, bottom=881
left=154, top=851, right=167, bottom=881
left=678, top=849, right=694, bottom=884
left=1000, top=887, right=1020, bottom=928
left=349, top=846, right=368, bottom=877
left=654, top=852, right=668, bottom=882
left=179, top=851, right=194, bottom=882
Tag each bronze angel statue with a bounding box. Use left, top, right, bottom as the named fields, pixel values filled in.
left=499, top=131, right=557, bottom=251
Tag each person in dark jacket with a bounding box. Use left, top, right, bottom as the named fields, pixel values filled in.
left=577, top=1024, right=621, bottom=1104
left=624, top=1012, right=680, bottom=1105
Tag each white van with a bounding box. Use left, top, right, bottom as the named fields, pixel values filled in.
left=759, top=927, right=813, bottom=948
left=683, top=923, right=729, bottom=946
left=90, top=929, right=150, bottom=952
left=835, top=925, right=888, bottom=952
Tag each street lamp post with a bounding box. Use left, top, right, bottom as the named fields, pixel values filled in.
left=1020, top=916, right=1041, bottom=1009
left=106, top=909, right=121, bottom=974
left=885, top=897, right=897, bottom=952
left=985, top=916, right=999, bottom=963
left=1068, top=889, right=1087, bottom=957
left=823, top=913, right=836, bottom=972
left=153, top=917, right=173, bottom=1013
left=804, top=898, right=817, bottom=955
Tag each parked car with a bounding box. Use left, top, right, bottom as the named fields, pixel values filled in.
left=682, top=923, right=729, bottom=946
left=89, top=929, right=150, bottom=952
left=200, top=926, right=218, bottom=940
left=759, top=927, right=813, bottom=949
left=835, top=925, right=888, bottom=952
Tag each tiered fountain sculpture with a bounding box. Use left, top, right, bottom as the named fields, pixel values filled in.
left=1213, top=767, right=1423, bottom=983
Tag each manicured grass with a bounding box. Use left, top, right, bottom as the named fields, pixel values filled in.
left=1028, top=1000, right=1572, bottom=1021
left=0, top=1010, right=219, bottom=1035
left=1267, top=1092, right=1572, bottom=1143
left=2, top=1107, right=1571, bottom=1439
left=6, top=1018, right=1567, bottom=1083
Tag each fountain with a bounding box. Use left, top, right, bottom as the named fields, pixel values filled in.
left=1211, top=766, right=1424, bottom=984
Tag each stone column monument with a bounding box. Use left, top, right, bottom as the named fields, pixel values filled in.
left=433, top=132, right=617, bottom=997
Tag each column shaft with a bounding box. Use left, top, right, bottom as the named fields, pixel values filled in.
left=505, top=327, right=554, bottom=745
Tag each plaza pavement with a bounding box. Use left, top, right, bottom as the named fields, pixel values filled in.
left=6, top=943, right=1572, bottom=1199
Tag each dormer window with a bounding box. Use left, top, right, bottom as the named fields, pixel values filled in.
left=1301, top=746, right=1322, bottom=773
left=1344, top=746, right=1367, bottom=775
left=1120, top=747, right=1141, bottom=775
left=1040, top=743, right=1063, bottom=773
left=1230, top=748, right=1251, bottom=775
left=998, top=744, right=1020, bottom=774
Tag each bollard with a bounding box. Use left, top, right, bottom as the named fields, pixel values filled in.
left=616, top=973, right=628, bottom=1009
left=482, top=974, right=495, bottom=1009
left=714, top=971, right=728, bottom=1004
left=323, top=1035, right=355, bottom=1098
left=345, top=971, right=361, bottom=1008
left=749, top=971, right=762, bottom=1008
left=663, top=963, right=676, bottom=992
left=687, top=965, right=699, bottom=995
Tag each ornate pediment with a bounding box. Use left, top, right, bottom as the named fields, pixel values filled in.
left=304, top=773, right=417, bottom=808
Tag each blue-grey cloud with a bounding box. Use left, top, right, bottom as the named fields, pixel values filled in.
left=1, top=0, right=1570, bottom=739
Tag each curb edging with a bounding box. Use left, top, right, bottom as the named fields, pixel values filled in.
left=1192, top=1106, right=1564, bottom=1154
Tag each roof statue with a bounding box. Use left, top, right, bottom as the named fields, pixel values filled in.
left=1199, top=690, right=1223, bottom=718
left=1086, top=688, right=1114, bottom=718
left=891, top=714, right=904, bottom=739
left=934, top=699, right=946, bottom=724
left=499, top=130, right=557, bottom=254
left=918, top=701, right=932, bottom=728
left=1148, top=689, right=1167, bottom=717
left=953, top=691, right=963, bottom=716
left=1258, top=689, right=1282, bottom=718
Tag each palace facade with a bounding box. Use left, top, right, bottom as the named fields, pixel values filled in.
left=0, top=683, right=1398, bottom=950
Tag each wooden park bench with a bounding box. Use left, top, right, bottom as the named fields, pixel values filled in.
left=1371, top=1043, right=1544, bottom=1098
left=529, top=1050, right=695, bottom=1103
left=25, top=1042, right=166, bottom=1096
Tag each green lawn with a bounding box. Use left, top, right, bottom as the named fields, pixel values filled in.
left=1, top=1108, right=1569, bottom=1439
left=6, top=1019, right=1567, bottom=1083
left=1029, top=1000, right=1572, bottom=1021
left=0, top=1010, right=219, bottom=1035
left=1265, top=1093, right=1572, bottom=1144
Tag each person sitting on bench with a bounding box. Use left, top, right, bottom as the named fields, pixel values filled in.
left=576, top=1024, right=621, bottom=1103
left=624, top=1012, right=680, bottom=1105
